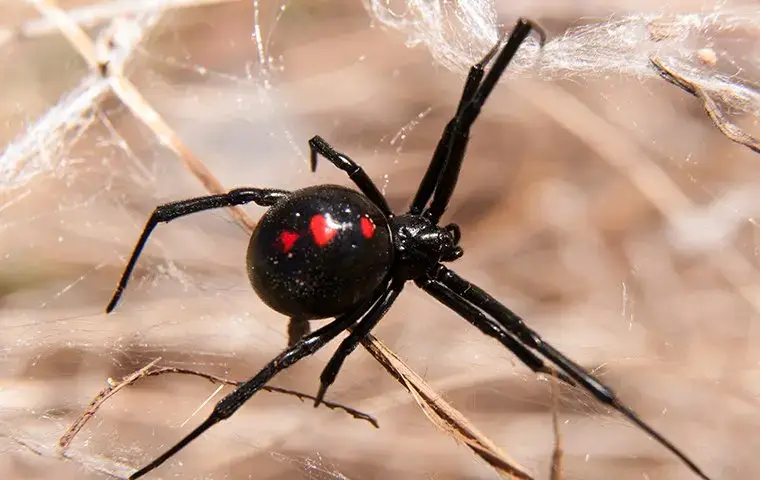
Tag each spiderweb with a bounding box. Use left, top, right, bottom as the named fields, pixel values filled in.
left=1, top=1, right=759, bottom=479
left=369, top=1, right=760, bottom=118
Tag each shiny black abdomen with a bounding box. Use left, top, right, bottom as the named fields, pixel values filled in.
left=247, top=185, right=393, bottom=319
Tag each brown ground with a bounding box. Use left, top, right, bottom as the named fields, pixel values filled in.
left=2, top=1, right=759, bottom=479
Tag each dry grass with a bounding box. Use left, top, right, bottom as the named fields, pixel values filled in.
left=2, top=1, right=760, bottom=479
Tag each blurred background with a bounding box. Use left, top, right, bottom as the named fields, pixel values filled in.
left=2, top=0, right=760, bottom=479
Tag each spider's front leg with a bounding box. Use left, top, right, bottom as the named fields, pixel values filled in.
left=416, top=274, right=574, bottom=385
left=106, top=188, right=289, bottom=312
left=410, top=18, right=545, bottom=222
left=308, top=135, right=392, bottom=215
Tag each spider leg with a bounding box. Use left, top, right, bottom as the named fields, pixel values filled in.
left=427, top=265, right=712, bottom=480
left=415, top=276, right=575, bottom=385
left=409, top=19, right=544, bottom=222
left=128, top=301, right=372, bottom=480
left=409, top=37, right=502, bottom=215
left=314, top=279, right=405, bottom=407
left=287, top=316, right=311, bottom=347
left=309, top=135, right=392, bottom=215
left=105, top=188, right=289, bottom=313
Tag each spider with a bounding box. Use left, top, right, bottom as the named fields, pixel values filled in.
left=106, top=19, right=712, bottom=480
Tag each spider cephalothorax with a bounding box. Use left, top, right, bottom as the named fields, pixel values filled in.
left=390, top=213, right=463, bottom=279
left=105, top=18, right=712, bottom=480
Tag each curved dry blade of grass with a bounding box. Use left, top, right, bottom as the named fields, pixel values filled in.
left=650, top=57, right=760, bottom=155
left=361, top=334, right=533, bottom=480
left=549, top=373, right=564, bottom=480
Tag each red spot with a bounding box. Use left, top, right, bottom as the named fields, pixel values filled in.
left=278, top=231, right=299, bottom=253
left=360, top=217, right=375, bottom=238
left=310, top=214, right=338, bottom=247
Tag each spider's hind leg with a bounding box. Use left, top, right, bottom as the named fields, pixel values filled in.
left=313, top=279, right=404, bottom=407
left=287, top=317, right=311, bottom=347
left=429, top=265, right=713, bottom=480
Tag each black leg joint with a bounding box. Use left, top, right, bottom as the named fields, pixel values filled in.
left=308, top=135, right=392, bottom=215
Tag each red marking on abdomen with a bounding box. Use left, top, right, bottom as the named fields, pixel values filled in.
left=360, top=217, right=375, bottom=238
left=278, top=231, right=299, bottom=253
left=310, top=214, right=338, bottom=247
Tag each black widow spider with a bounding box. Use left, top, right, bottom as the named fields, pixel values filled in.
left=106, top=19, right=712, bottom=480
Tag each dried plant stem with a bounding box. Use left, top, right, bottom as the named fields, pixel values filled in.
left=58, top=358, right=379, bottom=453
left=20, top=0, right=240, bottom=39
left=142, top=368, right=379, bottom=427
left=105, top=74, right=257, bottom=232
left=29, top=0, right=98, bottom=63
left=650, top=57, right=760, bottom=155
left=58, top=358, right=162, bottom=453
left=549, top=374, right=564, bottom=480
left=361, top=334, right=533, bottom=480
left=34, top=1, right=533, bottom=477
left=29, top=0, right=256, bottom=231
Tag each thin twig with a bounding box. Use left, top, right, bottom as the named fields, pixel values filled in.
left=1, top=2, right=158, bottom=190
left=58, top=358, right=162, bottom=453
left=650, top=56, right=760, bottom=155
left=29, top=0, right=98, bottom=67
left=59, top=358, right=378, bottom=453
left=19, top=0, right=239, bottom=39
left=28, top=0, right=256, bottom=232
left=549, top=373, right=564, bottom=480
left=105, top=74, right=257, bottom=231
left=143, top=367, right=378, bottom=427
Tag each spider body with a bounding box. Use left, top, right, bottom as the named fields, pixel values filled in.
left=388, top=213, right=462, bottom=279
left=105, top=19, right=712, bottom=480
left=247, top=184, right=392, bottom=318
